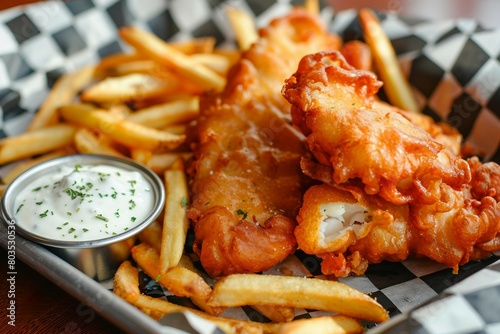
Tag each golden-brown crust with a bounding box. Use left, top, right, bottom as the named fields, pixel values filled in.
left=187, top=11, right=341, bottom=277
left=283, top=51, right=471, bottom=205
left=286, top=52, right=500, bottom=276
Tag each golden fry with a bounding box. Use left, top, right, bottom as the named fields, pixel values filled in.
left=113, top=261, right=142, bottom=303
left=80, top=73, right=179, bottom=103
left=251, top=305, right=295, bottom=324
left=161, top=124, right=187, bottom=135
left=119, top=26, right=225, bottom=91
left=169, top=37, right=216, bottom=55
left=95, top=53, right=148, bottom=76
left=209, top=274, right=389, bottom=323
left=303, top=0, right=319, bottom=15
left=190, top=53, right=233, bottom=75
left=104, top=60, right=162, bottom=77
left=114, top=261, right=263, bottom=334
left=127, top=96, right=199, bottom=129
left=147, top=152, right=192, bottom=175
left=359, top=8, right=419, bottom=113
left=0, top=124, right=76, bottom=165
left=225, top=7, right=258, bottom=50
left=59, top=104, right=185, bottom=151
left=27, top=66, right=95, bottom=131
left=137, top=220, right=163, bottom=251
left=277, top=315, right=363, bottom=334
left=159, top=158, right=189, bottom=272
left=74, top=127, right=125, bottom=157
left=132, top=243, right=223, bottom=316
left=130, top=148, right=153, bottom=165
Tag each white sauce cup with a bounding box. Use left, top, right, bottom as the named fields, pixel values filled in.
left=1, top=154, right=165, bottom=281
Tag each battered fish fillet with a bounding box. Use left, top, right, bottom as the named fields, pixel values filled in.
left=298, top=159, right=500, bottom=277
left=282, top=51, right=471, bottom=205
left=284, top=51, right=499, bottom=276
left=187, top=11, right=341, bottom=277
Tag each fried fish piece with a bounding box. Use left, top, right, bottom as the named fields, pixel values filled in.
left=298, top=159, right=500, bottom=277
left=187, top=11, right=341, bottom=277
left=282, top=51, right=471, bottom=205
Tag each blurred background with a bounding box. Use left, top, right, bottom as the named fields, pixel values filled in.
left=2, top=0, right=500, bottom=29
left=329, top=0, right=500, bottom=28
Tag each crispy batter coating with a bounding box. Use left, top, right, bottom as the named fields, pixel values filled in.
left=187, top=11, right=341, bottom=277
left=282, top=51, right=471, bottom=205
left=298, top=159, right=500, bottom=277
left=374, top=100, right=463, bottom=157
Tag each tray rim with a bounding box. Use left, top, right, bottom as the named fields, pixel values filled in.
left=0, top=220, right=189, bottom=334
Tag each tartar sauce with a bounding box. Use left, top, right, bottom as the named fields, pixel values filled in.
left=14, top=164, right=155, bottom=241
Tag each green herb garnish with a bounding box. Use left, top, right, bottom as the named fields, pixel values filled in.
left=16, top=204, right=24, bottom=213
left=236, top=209, right=247, bottom=220
left=95, top=214, right=109, bottom=222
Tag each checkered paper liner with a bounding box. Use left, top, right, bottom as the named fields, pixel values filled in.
left=0, top=0, right=499, bottom=333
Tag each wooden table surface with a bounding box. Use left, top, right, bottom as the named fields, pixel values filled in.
left=0, top=248, right=125, bottom=333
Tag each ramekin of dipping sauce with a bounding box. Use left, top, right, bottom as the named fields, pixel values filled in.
left=1, top=154, right=165, bottom=281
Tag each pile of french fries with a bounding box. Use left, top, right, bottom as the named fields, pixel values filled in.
left=0, top=2, right=422, bottom=333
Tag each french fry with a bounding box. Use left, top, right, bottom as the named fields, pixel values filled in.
left=95, top=53, right=148, bottom=77
left=113, top=261, right=142, bottom=303
left=147, top=152, right=192, bottom=174
left=226, top=7, right=258, bottom=50
left=103, top=60, right=162, bottom=77
left=80, top=73, right=180, bottom=103
left=74, top=128, right=125, bottom=157
left=208, top=274, right=389, bottom=323
left=303, top=0, right=319, bottom=15
left=127, top=96, right=199, bottom=129
left=213, top=48, right=241, bottom=67
left=190, top=53, right=233, bottom=75
left=137, top=220, right=163, bottom=251
left=27, top=66, right=96, bottom=131
left=359, top=8, right=419, bottom=113
left=120, top=26, right=226, bottom=91
left=161, top=124, right=187, bottom=135
left=59, top=104, right=185, bottom=151
left=169, top=37, right=216, bottom=55
left=159, top=158, right=189, bottom=272
left=251, top=305, right=295, bottom=324
left=115, top=264, right=363, bottom=334
left=131, top=243, right=224, bottom=316
left=114, top=261, right=263, bottom=334
left=277, top=315, right=363, bottom=334
left=0, top=124, right=76, bottom=165
left=130, top=148, right=153, bottom=165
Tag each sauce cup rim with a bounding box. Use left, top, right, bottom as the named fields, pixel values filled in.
left=1, top=154, right=166, bottom=249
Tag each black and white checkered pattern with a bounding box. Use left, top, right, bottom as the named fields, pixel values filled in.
left=1, top=1, right=499, bottom=333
